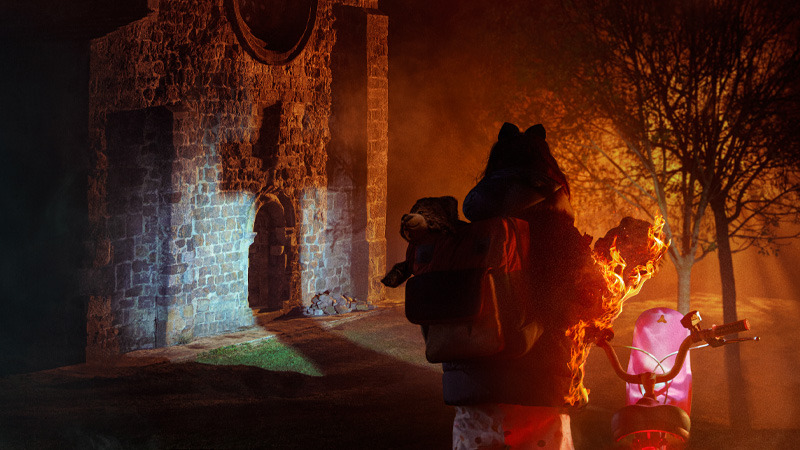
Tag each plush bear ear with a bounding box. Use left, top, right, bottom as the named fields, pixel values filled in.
left=441, top=196, right=459, bottom=222
left=498, top=122, right=520, bottom=141
left=524, top=124, right=546, bottom=140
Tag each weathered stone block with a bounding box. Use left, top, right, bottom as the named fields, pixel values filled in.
left=165, top=263, right=188, bottom=275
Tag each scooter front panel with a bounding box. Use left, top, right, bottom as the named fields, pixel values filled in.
left=625, top=307, right=692, bottom=415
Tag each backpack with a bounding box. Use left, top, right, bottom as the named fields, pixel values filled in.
left=403, top=217, right=543, bottom=363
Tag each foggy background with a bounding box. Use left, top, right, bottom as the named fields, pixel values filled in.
left=381, top=0, right=800, bottom=305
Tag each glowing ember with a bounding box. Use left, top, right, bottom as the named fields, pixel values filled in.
left=564, top=215, right=669, bottom=406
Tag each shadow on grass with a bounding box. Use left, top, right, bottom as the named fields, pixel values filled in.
left=0, top=308, right=453, bottom=449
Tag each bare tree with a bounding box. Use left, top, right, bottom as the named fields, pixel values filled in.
left=495, top=0, right=800, bottom=308
left=385, top=0, right=799, bottom=429
left=517, top=0, right=800, bottom=428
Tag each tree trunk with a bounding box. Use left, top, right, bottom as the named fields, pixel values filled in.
left=712, top=203, right=750, bottom=430
left=675, top=262, right=692, bottom=314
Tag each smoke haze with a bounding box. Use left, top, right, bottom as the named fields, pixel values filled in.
left=380, top=0, right=800, bottom=305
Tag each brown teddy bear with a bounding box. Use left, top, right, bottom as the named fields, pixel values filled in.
left=381, top=196, right=467, bottom=288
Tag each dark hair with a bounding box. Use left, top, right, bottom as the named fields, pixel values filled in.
left=481, top=123, right=570, bottom=196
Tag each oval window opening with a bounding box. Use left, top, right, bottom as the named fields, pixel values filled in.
left=226, top=0, right=318, bottom=65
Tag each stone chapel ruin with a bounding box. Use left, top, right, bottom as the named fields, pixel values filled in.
left=83, top=0, right=389, bottom=358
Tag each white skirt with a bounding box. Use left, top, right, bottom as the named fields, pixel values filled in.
left=452, top=403, right=574, bottom=450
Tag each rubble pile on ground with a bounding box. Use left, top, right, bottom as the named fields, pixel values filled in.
left=304, top=291, right=376, bottom=316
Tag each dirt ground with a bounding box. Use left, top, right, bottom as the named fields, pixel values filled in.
left=0, top=294, right=798, bottom=449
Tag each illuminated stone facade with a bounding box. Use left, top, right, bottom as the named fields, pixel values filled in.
left=85, top=0, right=387, bottom=358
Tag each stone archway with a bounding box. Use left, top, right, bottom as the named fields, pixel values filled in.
left=248, top=194, right=290, bottom=311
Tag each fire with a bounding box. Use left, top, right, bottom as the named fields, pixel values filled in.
left=564, top=215, right=669, bottom=406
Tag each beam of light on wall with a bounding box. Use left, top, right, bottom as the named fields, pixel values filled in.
left=195, top=337, right=324, bottom=377
left=299, top=187, right=328, bottom=301
left=187, top=175, right=258, bottom=340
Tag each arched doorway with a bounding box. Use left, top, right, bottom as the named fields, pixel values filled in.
left=248, top=196, right=289, bottom=311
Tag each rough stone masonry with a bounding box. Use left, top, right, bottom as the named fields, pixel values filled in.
left=84, top=0, right=388, bottom=359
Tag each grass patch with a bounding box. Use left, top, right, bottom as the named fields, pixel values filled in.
left=195, top=338, right=323, bottom=376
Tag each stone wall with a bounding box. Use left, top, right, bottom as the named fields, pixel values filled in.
left=365, top=11, right=389, bottom=302
left=324, top=188, right=356, bottom=296
left=86, top=0, right=388, bottom=358
left=327, top=5, right=388, bottom=302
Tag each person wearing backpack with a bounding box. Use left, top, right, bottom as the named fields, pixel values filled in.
left=447, top=123, right=603, bottom=450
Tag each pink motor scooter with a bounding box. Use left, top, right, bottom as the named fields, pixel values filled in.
left=590, top=307, right=758, bottom=449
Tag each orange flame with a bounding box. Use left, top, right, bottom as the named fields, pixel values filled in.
left=564, top=215, right=669, bottom=406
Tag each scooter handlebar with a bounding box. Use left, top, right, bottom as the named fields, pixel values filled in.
left=594, top=315, right=755, bottom=387
left=691, top=318, right=752, bottom=346
left=712, top=319, right=750, bottom=337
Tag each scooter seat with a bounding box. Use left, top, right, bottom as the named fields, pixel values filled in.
left=612, top=397, right=690, bottom=443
